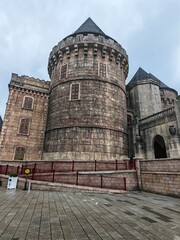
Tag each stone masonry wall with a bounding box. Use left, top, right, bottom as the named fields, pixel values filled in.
left=161, top=88, right=177, bottom=110
left=44, top=33, right=128, bottom=160
left=0, top=74, right=50, bottom=160
left=140, top=119, right=179, bottom=159
left=139, top=159, right=180, bottom=197
left=141, top=173, right=180, bottom=197
left=140, top=159, right=180, bottom=172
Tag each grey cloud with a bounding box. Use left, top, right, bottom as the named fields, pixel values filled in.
left=0, top=0, right=180, bottom=117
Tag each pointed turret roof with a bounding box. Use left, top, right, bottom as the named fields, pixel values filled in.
left=129, top=67, right=150, bottom=82
left=74, top=17, right=106, bottom=36
left=127, top=67, right=177, bottom=94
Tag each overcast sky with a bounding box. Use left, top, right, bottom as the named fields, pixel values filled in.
left=0, top=0, right=180, bottom=118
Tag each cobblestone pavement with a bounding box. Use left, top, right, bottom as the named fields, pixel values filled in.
left=0, top=188, right=180, bottom=240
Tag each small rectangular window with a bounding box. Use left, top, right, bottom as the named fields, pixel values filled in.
left=61, top=64, right=67, bottom=79
left=70, top=83, right=80, bottom=100
left=99, top=63, right=106, bottom=77
left=14, top=147, right=25, bottom=160
left=23, top=97, right=33, bottom=110
left=19, top=119, right=30, bottom=135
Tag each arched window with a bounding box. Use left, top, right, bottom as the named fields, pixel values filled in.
left=153, top=135, right=167, bottom=159
left=14, top=147, right=25, bottom=160
left=23, top=96, right=34, bottom=110
left=18, top=118, right=30, bottom=135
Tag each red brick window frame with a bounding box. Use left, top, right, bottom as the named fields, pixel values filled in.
left=99, top=63, right=107, bottom=77
left=14, top=147, right=25, bottom=160
left=61, top=64, right=68, bottom=79
left=70, top=83, right=80, bottom=100
left=18, top=118, right=30, bottom=135
left=23, top=96, right=34, bottom=110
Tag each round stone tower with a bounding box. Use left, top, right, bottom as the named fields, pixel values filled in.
left=43, top=18, right=129, bottom=160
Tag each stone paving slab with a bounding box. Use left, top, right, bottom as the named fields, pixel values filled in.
left=0, top=187, right=180, bottom=240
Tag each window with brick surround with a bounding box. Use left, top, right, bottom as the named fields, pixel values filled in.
left=61, top=64, right=67, bottom=79
left=23, top=96, right=34, bottom=110
left=70, top=83, right=80, bottom=100
left=18, top=119, right=30, bottom=135
left=14, top=147, right=25, bottom=160
left=99, top=63, right=106, bottom=77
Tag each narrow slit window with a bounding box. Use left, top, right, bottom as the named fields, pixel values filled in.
left=19, top=119, right=30, bottom=135
left=61, top=64, right=67, bottom=79
left=70, top=83, right=80, bottom=100
left=127, top=115, right=132, bottom=125
left=99, top=63, right=106, bottom=77
left=14, top=147, right=25, bottom=160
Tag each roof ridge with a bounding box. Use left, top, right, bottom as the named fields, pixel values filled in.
left=127, top=67, right=176, bottom=93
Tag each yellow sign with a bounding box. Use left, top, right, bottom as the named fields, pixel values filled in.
left=25, top=168, right=31, bottom=175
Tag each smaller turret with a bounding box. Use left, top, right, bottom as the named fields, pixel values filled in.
left=126, top=67, right=177, bottom=119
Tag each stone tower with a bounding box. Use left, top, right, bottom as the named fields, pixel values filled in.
left=127, top=68, right=162, bottom=119
left=43, top=18, right=129, bottom=160
left=127, top=67, right=177, bottom=119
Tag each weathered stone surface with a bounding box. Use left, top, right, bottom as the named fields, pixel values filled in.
left=127, top=68, right=180, bottom=159
left=1, top=19, right=180, bottom=162
left=0, top=74, right=50, bottom=160
left=44, top=33, right=128, bottom=160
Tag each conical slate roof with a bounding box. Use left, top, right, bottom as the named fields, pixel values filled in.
left=127, top=67, right=175, bottom=92
left=129, top=67, right=150, bottom=82
left=74, top=17, right=106, bottom=36
left=64, top=17, right=118, bottom=43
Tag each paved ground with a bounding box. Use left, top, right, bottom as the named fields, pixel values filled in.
left=0, top=187, right=180, bottom=240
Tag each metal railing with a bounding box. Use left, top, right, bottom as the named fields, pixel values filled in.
left=0, top=159, right=136, bottom=191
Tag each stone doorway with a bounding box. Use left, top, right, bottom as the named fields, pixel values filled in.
left=153, top=135, right=167, bottom=158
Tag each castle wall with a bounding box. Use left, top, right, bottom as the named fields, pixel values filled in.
left=138, top=106, right=180, bottom=159
left=139, top=159, right=180, bottom=197
left=43, top=34, right=129, bottom=160
left=161, top=88, right=177, bottom=110
left=0, top=74, right=50, bottom=160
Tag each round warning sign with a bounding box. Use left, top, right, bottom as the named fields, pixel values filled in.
left=25, top=168, right=31, bottom=175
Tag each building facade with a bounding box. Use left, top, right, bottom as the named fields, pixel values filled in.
left=127, top=68, right=180, bottom=159
left=0, top=18, right=180, bottom=161
left=0, top=73, right=50, bottom=160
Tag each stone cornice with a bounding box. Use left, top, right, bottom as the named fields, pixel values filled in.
left=49, top=77, right=126, bottom=95
left=45, top=125, right=127, bottom=136
left=9, top=73, right=50, bottom=95
left=139, top=107, right=176, bottom=130
left=127, top=78, right=159, bottom=90
left=9, top=84, right=49, bottom=96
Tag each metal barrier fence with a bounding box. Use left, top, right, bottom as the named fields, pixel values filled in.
left=0, top=160, right=136, bottom=191
left=29, top=171, right=126, bottom=191
left=0, top=159, right=135, bottom=176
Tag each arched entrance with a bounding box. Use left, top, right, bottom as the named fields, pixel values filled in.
left=153, top=135, right=167, bottom=158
